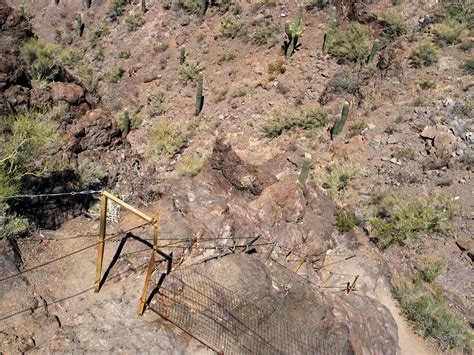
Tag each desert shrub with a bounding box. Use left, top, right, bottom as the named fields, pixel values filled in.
left=314, top=159, right=359, bottom=206
left=435, top=19, right=466, bottom=45
left=177, top=0, right=200, bottom=14
left=89, top=24, right=110, bottom=46
left=409, top=40, right=440, bottom=67
left=420, top=259, right=446, bottom=283
left=76, top=60, right=97, bottom=88
left=305, top=0, right=329, bottom=10
left=250, top=0, right=276, bottom=13
left=230, top=87, right=247, bottom=98
left=79, top=159, right=107, bottom=187
left=93, top=47, right=105, bottom=62
left=461, top=57, right=474, bottom=74
left=380, top=10, right=406, bottom=42
left=263, top=107, right=327, bottom=138
left=118, top=48, right=131, bottom=59
left=393, top=278, right=473, bottom=350
left=125, top=11, right=144, bottom=31
left=368, top=194, right=460, bottom=249
left=252, top=25, right=274, bottom=46
left=460, top=38, right=474, bottom=51
left=335, top=208, right=359, bottom=233
left=162, top=0, right=172, bottom=9
left=440, top=0, right=474, bottom=29
left=176, top=155, right=204, bottom=176
left=418, top=78, right=436, bottom=89
left=179, top=62, right=204, bottom=82
left=107, top=0, right=129, bottom=20
left=267, top=59, right=286, bottom=80
left=147, top=91, right=165, bottom=117
left=214, top=87, right=229, bottom=102
left=220, top=17, right=245, bottom=38
left=153, top=42, right=169, bottom=54
left=217, top=52, right=236, bottom=63
left=329, top=23, right=372, bottom=63
left=214, top=0, right=242, bottom=14
left=347, top=121, right=367, bottom=138
left=60, top=47, right=84, bottom=68
left=107, top=65, right=125, bottom=83
left=149, top=119, right=189, bottom=158
left=20, top=38, right=59, bottom=82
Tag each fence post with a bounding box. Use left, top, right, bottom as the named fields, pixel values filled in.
left=95, top=194, right=108, bottom=292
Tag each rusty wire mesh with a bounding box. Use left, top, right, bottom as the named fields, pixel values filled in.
left=149, top=264, right=353, bottom=355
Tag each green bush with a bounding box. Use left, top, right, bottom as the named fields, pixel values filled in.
left=20, top=38, right=59, bottom=82
left=461, top=56, right=474, bottom=74
left=380, top=10, right=406, bottom=41
left=263, top=107, right=327, bottom=138
left=153, top=42, right=169, bottom=54
left=217, top=52, right=236, bottom=63
left=213, top=87, right=228, bottom=102
left=335, top=209, right=359, bottom=233
left=329, top=23, right=372, bottom=63
left=214, top=0, right=242, bottom=14
left=393, top=278, right=473, bottom=350
left=252, top=25, right=274, bottom=46
left=176, top=155, right=204, bottom=176
left=149, top=119, right=189, bottom=158
left=441, top=0, right=474, bottom=29
left=418, top=78, right=436, bottom=89
left=60, top=47, right=84, bottom=68
left=118, top=48, right=131, bottom=59
left=420, top=259, right=446, bottom=283
left=368, top=194, right=460, bottom=249
left=107, top=0, right=129, bottom=20
left=179, top=62, right=204, bottom=82
left=177, top=0, right=200, bottom=14
left=219, top=17, right=245, bottom=38
left=435, top=19, right=466, bottom=45
left=147, top=91, right=165, bottom=117
left=89, top=24, right=110, bottom=46
left=107, top=65, right=125, bottom=83
left=305, top=0, right=329, bottom=10
left=409, top=40, right=440, bottom=67
left=125, top=11, right=144, bottom=31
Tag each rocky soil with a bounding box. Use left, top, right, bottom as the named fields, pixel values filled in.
left=1, top=0, right=473, bottom=353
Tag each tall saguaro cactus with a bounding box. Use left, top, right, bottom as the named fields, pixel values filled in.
left=195, top=72, right=204, bottom=116
left=298, top=153, right=312, bottom=184
left=331, top=101, right=350, bottom=138
left=141, top=0, right=147, bottom=14
left=76, top=13, right=84, bottom=37
left=179, top=46, right=186, bottom=65
left=284, top=5, right=304, bottom=58
left=323, top=6, right=337, bottom=55
left=122, top=109, right=131, bottom=137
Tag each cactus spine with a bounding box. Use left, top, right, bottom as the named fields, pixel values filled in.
left=141, top=0, right=146, bottom=13
left=200, top=0, right=208, bottom=16
left=195, top=72, right=204, bottom=116
left=298, top=153, right=312, bottom=184
left=122, top=110, right=130, bottom=137
left=367, top=40, right=379, bottom=64
left=331, top=101, right=350, bottom=138
left=76, top=13, right=84, bottom=37
left=179, top=46, right=186, bottom=65
left=285, top=5, right=304, bottom=58
left=323, top=7, right=337, bottom=55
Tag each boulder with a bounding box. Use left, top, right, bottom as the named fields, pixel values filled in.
left=50, top=82, right=85, bottom=105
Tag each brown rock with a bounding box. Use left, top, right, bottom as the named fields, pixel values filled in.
left=50, top=82, right=85, bottom=105
left=420, top=126, right=437, bottom=139
left=434, top=131, right=456, bottom=157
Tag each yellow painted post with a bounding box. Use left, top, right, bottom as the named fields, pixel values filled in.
left=95, top=194, right=108, bottom=292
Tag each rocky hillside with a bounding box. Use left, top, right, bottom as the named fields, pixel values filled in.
left=1, top=0, right=473, bottom=353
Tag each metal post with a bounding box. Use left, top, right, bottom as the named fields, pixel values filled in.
left=95, top=194, right=108, bottom=292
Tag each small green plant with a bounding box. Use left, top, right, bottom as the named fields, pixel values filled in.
left=329, top=23, right=372, bottom=63
left=215, top=0, right=242, bottom=14
left=420, top=259, right=446, bottom=283
left=89, top=24, right=110, bottom=46
left=118, top=48, right=131, bottom=59
left=347, top=121, right=367, bottom=138
left=176, top=155, right=204, bottom=176
left=335, top=208, right=359, bottom=233
left=435, top=19, right=466, bottom=45
left=180, top=62, right=204, bottom=82
left=217, top=52, right=236, bottom=63
left=267, top=59, right=286, bottom=81
left=20, top=38, right=59, bottom=82
left=418, top=78, right=436, bottom=89
left=60, top=47, right=84, bottom=68
left=263, top=107, right=327, bottom=138
left=219, top=17, right=244, bottom=38
left=107, top=65, right=125, bottom=83
left=409, top=40, right=440, bottom=67
left=149, top=119, right=189, bottom=158
left=314, top=159, right=359, bottom=207
left=368, top=194, right=461, bottom=249
left=147, top=91, right=165, bottom=117
left=379, top=10, right=406, bottom=42
left=252, top=25, right=274, bottom=46
left=331, top=101, right=350, bottom=138
left=230, top=87, right=247, bottom=98
left=323, top=7, right=337, bottom=55
left=125, top=11, right=144, bottom=31
left=284, top=5, right=304, bottom=58
left=195, top=72, right=204, bottom=115
left=107, top=0, right=129, bottom=20
left=461, top=57, right=474, bottom=74
left=393, top=278, right=473, bottom=350
left=153, top=42, right=169, bottom=54
left=460, top=38, right=473, bottom=51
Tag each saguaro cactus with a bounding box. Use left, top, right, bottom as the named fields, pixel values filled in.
left=76, top=13, right=84, bottom=37
left=367, top=40, right=379, bottom=64
left=200, top=0, right=208, bottom=16
left=331, top=101, right=350, bottom=138
left=298, top=153, right=312, bottom=184
left=122, top=110, right=131, bottom=137
left=141, top=0, right=147, bottom=13
left=284, top=5, right=304, bottom=58
left=323, top=6, right=337, bottom=55
left=195, top=72, right=204, bottom=116
left=179, top=46, right=186, bottom=65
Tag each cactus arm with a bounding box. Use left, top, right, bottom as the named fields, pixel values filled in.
left=323, top=6, right=337, bottom=55
left=298, top=153, right=312, bottom=184
left=331, top=101, right=350, bottom=138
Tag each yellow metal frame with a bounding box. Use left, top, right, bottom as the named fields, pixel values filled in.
left=95, top=191, right=159, bottom=316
